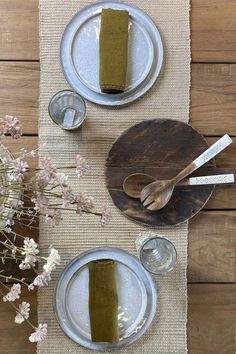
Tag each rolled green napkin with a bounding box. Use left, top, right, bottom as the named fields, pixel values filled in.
left=99, top=8, right=129, bottom=93
left=89, top=259, right=119, bottom=343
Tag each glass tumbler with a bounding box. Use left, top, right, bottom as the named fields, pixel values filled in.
left=135, top=233, right=177, bottom=276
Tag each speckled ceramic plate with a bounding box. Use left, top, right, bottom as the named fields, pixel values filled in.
left=60, top=1, right=163, bottom=106
left=55, top=247, right=157, bottom=350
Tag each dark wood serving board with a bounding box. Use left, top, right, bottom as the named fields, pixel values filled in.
left=105, top=119, right=216, bottom=227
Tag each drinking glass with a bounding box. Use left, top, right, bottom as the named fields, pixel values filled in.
left=135, top=233, right=177, bottom=276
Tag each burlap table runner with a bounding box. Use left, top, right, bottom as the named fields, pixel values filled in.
left=38, top=1, right=190, bottom=353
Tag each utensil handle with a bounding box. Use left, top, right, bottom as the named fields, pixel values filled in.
left=193, top=134, right=232, bottom=168
left=173, top=134, right=233, bottom=184
left=181, top=174, right=235, bottom=186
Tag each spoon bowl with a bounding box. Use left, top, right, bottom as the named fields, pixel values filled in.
left=123, top=173, right=155, bottom=198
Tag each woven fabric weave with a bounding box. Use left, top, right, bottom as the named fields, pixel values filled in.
left=38, top=1, right=190, bottom=353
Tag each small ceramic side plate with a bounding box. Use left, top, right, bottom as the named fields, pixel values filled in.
left=54, top=247, right=157, bottom=350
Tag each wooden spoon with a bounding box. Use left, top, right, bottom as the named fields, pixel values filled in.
left=123, top=172, right=235, bottom=199
left=140, top=134, right=232, bottom=211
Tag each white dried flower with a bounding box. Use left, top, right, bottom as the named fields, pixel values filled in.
left=15, top=301, right=30, bottom=324
left=29, top=323, right=47, bottom=343
left=43, top=248, right=60, bottom=273
left=3, top=283, right=21, bottom=302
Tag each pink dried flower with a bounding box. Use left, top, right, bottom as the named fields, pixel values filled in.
left=15, top=301, right=30, bottom=324
left=76, top=192, right=94, bottom=215
left=36, top=157, right=57, bottom=187
left=75, top=154, right=88, bottom=178
left=29, top=323, right=47, bottom=343
left=31, top=194, right=49, bottom=214
left=55, top=172, right=68, bottom=187
left=62, top=187, right=76, bottom=208
left=101, top=206, right=112, bottom=226
left=3, top=283, right=21, bottom=302
left=3, top=115, right=22, bottom=139
left=51, top=209, right=62, bottom=226
left=32, top=272, right=51, bottom=288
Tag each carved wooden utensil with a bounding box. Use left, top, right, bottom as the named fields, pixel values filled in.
left=141, top=134, right=232, bottom=210
left=123, top=172, right=235, bottom=199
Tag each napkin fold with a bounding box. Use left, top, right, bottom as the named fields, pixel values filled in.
left=89, top=259, right=119, bottom=343
left=99, top=8, right=129, bottom=93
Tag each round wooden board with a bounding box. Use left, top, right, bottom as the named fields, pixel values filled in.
left=105, top=119, right=215, bottom=227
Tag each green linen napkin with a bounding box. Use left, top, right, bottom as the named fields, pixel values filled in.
left=89, top=259, right=119, bottom=343
left=99, top=8, right=129, bottom=93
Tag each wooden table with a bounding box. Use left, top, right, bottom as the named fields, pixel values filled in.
left=0, top=1, right=235, bottom=353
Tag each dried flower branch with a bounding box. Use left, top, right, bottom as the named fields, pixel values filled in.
left=0, top=115, right=111, bottom=344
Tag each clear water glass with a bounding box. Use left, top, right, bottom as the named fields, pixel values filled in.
left=136, top=233, right=177, bottom=276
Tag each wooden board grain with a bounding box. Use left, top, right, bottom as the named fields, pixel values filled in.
left=0, top=284, right=235, bottom=354
left=0, top=0, right=39, bottom=61
left=1, top=62, right=236, bottom=136
left=191, top=0, right=236, bottom=62
left=0, top=1, right=236, bottom=62
left=188, top=283, right=236, bottom=354
left=188, top=211, right=236, bottom=283
left=191, top=64, right=236, bottom=136
left=0, top=62, right=39, bottom=134
left=105, top=119, right=215, bottom=227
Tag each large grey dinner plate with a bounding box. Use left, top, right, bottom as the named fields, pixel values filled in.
left=55, top=247, right=157, bottom=350
left=60, top=1, right=163, bottom=106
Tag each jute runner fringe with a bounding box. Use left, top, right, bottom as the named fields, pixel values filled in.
left=38, top=1, right=190, bottom=352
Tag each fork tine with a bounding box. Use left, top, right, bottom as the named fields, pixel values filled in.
left=142, top=193, right=156, bottom=206
left=140, top=182, right=158, bottom=202
left=147, top=200, right=161, bottom=211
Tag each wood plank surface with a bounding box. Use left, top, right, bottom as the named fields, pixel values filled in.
left=191, top=64, right=236, bottom=136
left=188, top=283, right=236, bottom=354
left=0, top=62, right=39, bottom=134
left=1, top=62, right=236, bottom=136
left=4, top=136, right=236, bottom=209
left=1, top=1, right=236, bottom=62
left=0, top=0, right=39, bottom=61
left=1, top=284, right=234, bottom=354
left=191, top=0, right=236, bottom=62
left=188, top=211, right=236, bottom=283
left=3, top=210, right=235, bottom=284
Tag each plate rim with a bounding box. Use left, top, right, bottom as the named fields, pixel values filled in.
left=60, top=0, right=164, bottom=106
left=54, top=246, right=157, bottom=350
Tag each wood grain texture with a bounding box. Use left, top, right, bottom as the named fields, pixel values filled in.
left=0, top=284, right=235, bottom=354
left=191, top=0, right=236, bottom=62
left=0, top=285, right=37, bottom=354
left=188, top=211, right=236, bottom=283
left=191, top=64, right=236, bottom=136
left=0, top=62, right=39, bottom=134
left=1, top=62, right=236, bottom=135
left=0, top=0, right=39, bottom=61
left=188, top=284, right=236, bottom=354
left=1, top=1, right=236, bottom=62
